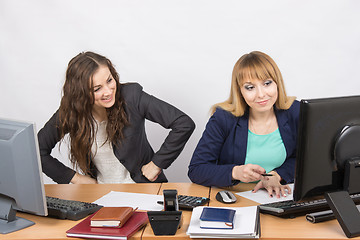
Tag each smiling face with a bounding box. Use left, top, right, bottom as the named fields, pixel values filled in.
left=91, top=65, right=117, bottom=115
left=240, top=78, right=278, bottom=114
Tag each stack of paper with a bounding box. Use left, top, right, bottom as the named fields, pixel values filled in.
left=186, top=206, right=260, bottom=239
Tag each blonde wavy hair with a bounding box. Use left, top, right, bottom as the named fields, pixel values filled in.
left=211, top=51, right=295, bottom=116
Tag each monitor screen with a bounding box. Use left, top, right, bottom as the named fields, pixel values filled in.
left=293, top=95, right=360, bottom=201
left=0, top=118, right=47, bottom=234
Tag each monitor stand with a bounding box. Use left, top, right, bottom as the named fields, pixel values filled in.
left=329, top=125, right=360, bottom=238
left=0, top=196, right=34, bottom=234
left=325, top=191, right=360, bottom=238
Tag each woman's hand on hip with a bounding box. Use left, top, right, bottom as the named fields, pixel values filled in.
left=70, top=173, right=98, bottom=184
left=141, top=161, right=162, bottom=182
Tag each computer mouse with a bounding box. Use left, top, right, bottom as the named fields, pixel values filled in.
left=216, top=190, right=237, bottom=204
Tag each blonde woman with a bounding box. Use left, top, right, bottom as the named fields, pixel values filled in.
left=188, top=51, right=299, bottom=198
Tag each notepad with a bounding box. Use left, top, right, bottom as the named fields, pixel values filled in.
left=90, top=207, right=135, bottom=228
left=199, top=207, right=235, bottom=229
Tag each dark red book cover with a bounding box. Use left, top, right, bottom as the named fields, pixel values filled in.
left=66, top=211, right=148, bottom=240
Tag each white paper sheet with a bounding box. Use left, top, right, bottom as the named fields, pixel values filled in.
left=235, top=183, right=294, bottom=204
left=93, top=191, right=164, bottom=211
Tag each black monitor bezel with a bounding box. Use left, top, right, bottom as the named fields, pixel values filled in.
left=293, top=95, right=360, bottom=201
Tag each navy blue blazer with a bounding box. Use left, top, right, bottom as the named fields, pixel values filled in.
left=188, top=100, right=300, bottom=187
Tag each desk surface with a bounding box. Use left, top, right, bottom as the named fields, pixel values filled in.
left=1, top=183, right=358, bottom=240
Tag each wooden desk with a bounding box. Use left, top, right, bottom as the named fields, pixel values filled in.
left=1, top=183, right=359, bottom=240
left=1, top=184, right=161, bottom=240
left=210, top=184, right=360, bottom=240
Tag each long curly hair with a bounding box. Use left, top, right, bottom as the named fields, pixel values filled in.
left=212, top=51, right=295, bottom=116
left=58, top=51, right=128, bottom=175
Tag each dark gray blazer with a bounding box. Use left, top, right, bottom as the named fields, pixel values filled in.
left=38, top=83, right=195, bottom=183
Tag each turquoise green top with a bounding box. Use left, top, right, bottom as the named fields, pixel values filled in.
left=245, top=128, right=286, bottom=173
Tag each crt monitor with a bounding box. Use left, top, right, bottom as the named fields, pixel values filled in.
left=0, top=118, right=47, bottom=234
left=293, top=95, right=360, bottom=201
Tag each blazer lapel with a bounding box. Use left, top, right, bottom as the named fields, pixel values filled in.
left=234, top=114, right=249, bottom=165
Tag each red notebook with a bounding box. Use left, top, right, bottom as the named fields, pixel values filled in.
left=66, top=211, right=148, bottom=240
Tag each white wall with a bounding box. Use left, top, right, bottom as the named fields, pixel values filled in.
left=1, top=0, right=360, bottom=184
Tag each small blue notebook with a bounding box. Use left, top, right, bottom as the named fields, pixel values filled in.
left=199, top=207, right=236, bottom=229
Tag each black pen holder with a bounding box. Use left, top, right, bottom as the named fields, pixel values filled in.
left=147, top=211, right=182, bottom=235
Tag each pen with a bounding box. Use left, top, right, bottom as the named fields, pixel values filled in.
left=261, top=173, right=273, bottom=176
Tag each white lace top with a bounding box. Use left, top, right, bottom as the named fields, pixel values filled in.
left=91, top=121, right=135, bottom=184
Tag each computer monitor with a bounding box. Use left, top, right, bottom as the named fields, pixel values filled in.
left=293, top=95, right=360, bottom=201
left=0, top=118, right=47, bottom=234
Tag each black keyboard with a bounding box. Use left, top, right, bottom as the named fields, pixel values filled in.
left=178, top=195, right=210, bottom=210
left=46, top=196, right=103, bottom=220
left=259, top=193, right=360, bottom=218
left=157, top=195, right=210, bottom=210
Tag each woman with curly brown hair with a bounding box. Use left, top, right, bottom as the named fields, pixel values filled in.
left=38, top=51, right=195, bottom=184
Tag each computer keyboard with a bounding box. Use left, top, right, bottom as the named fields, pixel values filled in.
left=259, top=193, right=360, bottom=218
left=178, top=195, right=210, bottom=209
left=46, top=196, right=103, bottom=220
left=157, top=195, right=210, bottom=210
